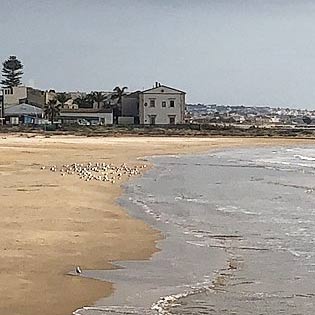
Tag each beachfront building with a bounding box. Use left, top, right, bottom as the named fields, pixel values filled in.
left=4, top=103, right=44, bottom=125
left=2, top=86, right=46, bottom=108
left=59, top=108, right=113, bottom=125
left=139, top=83, right=186, bottom=125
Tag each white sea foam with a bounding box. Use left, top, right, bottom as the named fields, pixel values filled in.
left=186, top=240, right=206, bottom=247
left=216, top=205, right=258, bottom=216
left=73, top=305, right=155, bottom=314
left=175, top=195, right=208, bottom=204
left=151, top=281, right=213, bottom=315
left=294, top=155, right=315, bottom=161
left=287, top=249, right=302, bottom=257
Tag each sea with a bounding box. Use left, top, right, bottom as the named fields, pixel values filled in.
left=74, top=145, right=315, bottom=314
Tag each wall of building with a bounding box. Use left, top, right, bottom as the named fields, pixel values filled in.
left=121, top=92, right=140, bottom=121
left=60, top=111, right=113, bottom=125
left=118, top=116, right=135, bottom=125
left=139, top=86, right=185, bottom=124
left=3, top=86, right=27, bottom=107
left=26, top=87, right=46, bottom=107
left=3, top=86, right=45, bottom=107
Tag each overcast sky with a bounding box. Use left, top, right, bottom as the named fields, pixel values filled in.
left=1, top=0, right=315, bottom=108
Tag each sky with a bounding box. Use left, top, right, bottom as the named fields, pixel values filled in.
left=1, top=0, right=315, bottom=108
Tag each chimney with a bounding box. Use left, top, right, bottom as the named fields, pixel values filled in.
left=155, top=81, right=158, bottom=88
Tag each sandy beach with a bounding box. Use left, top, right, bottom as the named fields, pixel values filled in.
left=0, top=135, right=313, bottom=315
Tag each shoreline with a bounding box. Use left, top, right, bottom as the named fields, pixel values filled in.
left=3, top=125, right=315, bottom=139
left=145, top=146, right=315, bottom=314
left=0, top=135, right=314, bottom=315
left=90, top=144, right=315, bottom=314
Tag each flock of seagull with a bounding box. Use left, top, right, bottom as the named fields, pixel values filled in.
left=41, top=161, right=148, bottom=275
left=41, top=161, right=147, bottom=183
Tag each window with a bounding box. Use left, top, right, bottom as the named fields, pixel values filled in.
left=149, top=115, right=156, bottom=125
left=149, top=99, right=156, bottom=107
left=169, top=116, right=176, bottom=124
left=162, top=101, right=166, bottom=107
left=170, top=100, right=175, bottom=107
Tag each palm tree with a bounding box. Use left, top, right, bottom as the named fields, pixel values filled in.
left=111, top=86, right=128, bottom=122
left=91, top=91, right=106, bottom=109
left=56, top=92, right=71, bottom=108
left=74, top=95, right=93, bottom=108
left=44, top=99, right=61, bottom=124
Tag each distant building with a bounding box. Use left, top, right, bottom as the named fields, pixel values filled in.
left=139, top=83, right=186, bottom=125
left=59, top=108, right=113, bottom=125
left=4, top=103, right=43, bottom=125
left=45, top=90, right=80, bottom=109
left=46, top=90, right=115, bottom=110
left=2, top=86, right=46, bottom=108
left=121, top=91, right=140, bottom=124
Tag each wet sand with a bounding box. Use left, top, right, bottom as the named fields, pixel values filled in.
left=0, top=135, right=313, bottom=315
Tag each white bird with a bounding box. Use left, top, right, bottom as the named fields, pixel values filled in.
left=76, top=266, right=82, bottom=274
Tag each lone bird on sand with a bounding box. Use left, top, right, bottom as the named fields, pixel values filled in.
left=76, top=266, right=82, bottom=274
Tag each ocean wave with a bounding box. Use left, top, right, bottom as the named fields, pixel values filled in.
left=151, top=281, right=214, bottom=315
left=216, top=205, right=259, bottom=216
left=73, top=305, right=155, bottom=315
left=175, top=195, right=208, bottom=204
left=131, top=199, right=162, bottom=221
left=73, top=283, right=215, bottom=315
left=294, top=154, right=315, bottom=161
left=266, top=181, right=315, bottom=192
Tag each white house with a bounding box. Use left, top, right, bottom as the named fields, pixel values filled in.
left=59, top=108, right=113, bottom=125
left=139, top=83, right=186, bottom=125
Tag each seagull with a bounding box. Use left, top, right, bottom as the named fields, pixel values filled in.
left=76, top=266, right=82, bottom=274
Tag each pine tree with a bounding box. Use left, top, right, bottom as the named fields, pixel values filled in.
left=1, top=56, right=24, bottom=88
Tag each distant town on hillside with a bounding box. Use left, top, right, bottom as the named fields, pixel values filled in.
left=186, top=103, right=315, bottom=127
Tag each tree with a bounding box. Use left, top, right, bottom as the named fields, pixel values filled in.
left=111, top=86, right=128, bottom=122
left=44, top=99, right=61, bottom=124
left=1, top=56, right=24, bottom=88
left=74, top=95, right=93, bottom=108
left=91, top=91, right=106, bottom=109
left=303, top=116, right=312, bottom=125
left=56, top=92, right=71, bottom=108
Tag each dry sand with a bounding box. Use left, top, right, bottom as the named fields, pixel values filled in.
left=0, top=135, right=313, bottom=315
